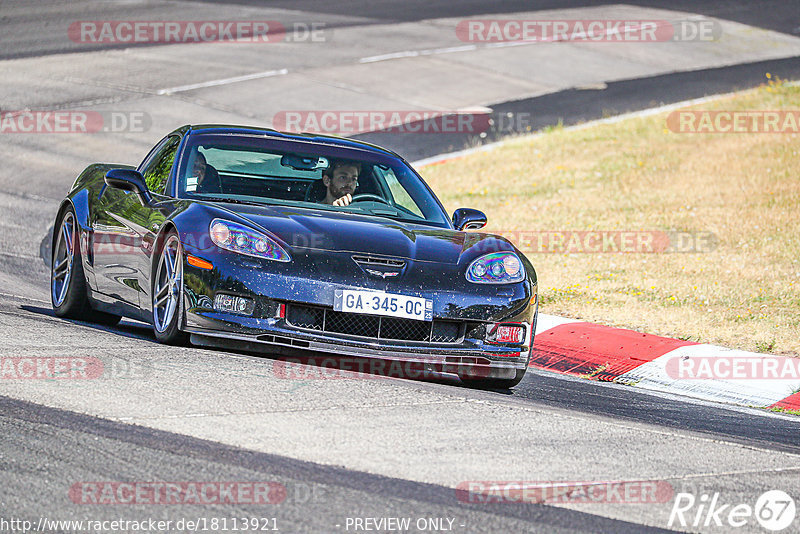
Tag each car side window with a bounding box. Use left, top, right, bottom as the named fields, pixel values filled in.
left=141, top=136, right=181, bottom=195
left=381, top=168, right=424, bottom=218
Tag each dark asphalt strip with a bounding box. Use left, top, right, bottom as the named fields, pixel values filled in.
left=356, top=55, right=800, bottom=162
left=11, top=294, right=800, bottom=457
left=174, top=0, right=800, bottom=37
left=491, top=370, right=800, bottom=454
left=0, top=395, right=673, bottom=533
left=10, top=295, right=800, bottom=456
left=5, top=1, right=798, bottom=63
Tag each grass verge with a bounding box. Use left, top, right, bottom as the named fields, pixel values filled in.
left=769, top=407, right=800, bottom=416
left=422, top=76, right=800, bottom=355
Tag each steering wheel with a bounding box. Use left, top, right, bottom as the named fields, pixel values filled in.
left=350, top=193, right=390, bottom=206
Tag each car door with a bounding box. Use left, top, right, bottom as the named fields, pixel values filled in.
left=93, top=135, right=181, bottom=309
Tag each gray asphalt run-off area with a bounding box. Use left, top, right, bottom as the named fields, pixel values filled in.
left=1, top=1, right=800, bottom=533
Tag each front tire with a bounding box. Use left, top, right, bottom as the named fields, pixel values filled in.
left=152, top=231, right=188, bottom=345
left=51, top=208, right=121, bottom=326
left=460, top=367, right=527, bottom=390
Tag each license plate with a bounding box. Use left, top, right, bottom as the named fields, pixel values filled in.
left=334, top=289, right=433, bottom=322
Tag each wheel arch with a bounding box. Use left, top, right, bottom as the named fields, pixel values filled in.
left=53, top=191, right=93, bottom=283
left=150, top=220, right=180, bottom=294
left=149, top=220, right=189, bottom=342
left=52, top=199, right=76, bottom=254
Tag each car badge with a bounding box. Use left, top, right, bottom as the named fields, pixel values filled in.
left=365, top=268, right=400, bottom=279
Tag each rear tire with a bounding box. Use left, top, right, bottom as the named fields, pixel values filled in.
left=152, top=231, right=188, bottom=345
left=51, top=208, right=121, bottom=326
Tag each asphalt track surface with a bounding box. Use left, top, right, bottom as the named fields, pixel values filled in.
left=357, top=55, right=800, bottom=161
left=2, top=394, right=673, bottom=534
left=2, top=1, right=800, bottom=533
left=3, top=0, right=799, bottom=59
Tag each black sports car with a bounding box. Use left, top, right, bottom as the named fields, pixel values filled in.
left=51, top=125, right=538, bottom=387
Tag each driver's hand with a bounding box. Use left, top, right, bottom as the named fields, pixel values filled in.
left=332, top=194, right=352, bottom=207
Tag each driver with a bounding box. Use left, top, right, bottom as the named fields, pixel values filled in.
left=188, top=151, right=221, bottom=194
left=321, top=159, right=361, bottom=206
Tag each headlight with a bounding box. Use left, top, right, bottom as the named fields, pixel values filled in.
left=209, top=219, right=290, bottom=262
left=466, top=252, right=524, bottom=284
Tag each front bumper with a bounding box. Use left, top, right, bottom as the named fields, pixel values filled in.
left=184, top=313, right=534, bottom=380
left=180, top=248, right=537, bottom=380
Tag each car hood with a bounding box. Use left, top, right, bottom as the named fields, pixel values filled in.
left=214, top=203, right=511, bottom=265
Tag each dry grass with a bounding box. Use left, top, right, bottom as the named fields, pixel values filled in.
left=422, top=77, right=800, bottom=355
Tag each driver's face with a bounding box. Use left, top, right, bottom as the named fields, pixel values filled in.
left=327, top=165, right=359, bottom=198
left=191, top=155, right=206, bottom=180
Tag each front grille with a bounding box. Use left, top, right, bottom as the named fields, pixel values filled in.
left=286, top=304, right=463, bottom=343
left=352, top=255, right=406, bottom=269
left=432, top=321, right=461, bottom=343
left=326, top=310, right=379, bottom=337
left=381, top=317, right=430, bottom=341
left=286, top=305, right=324, bottom=330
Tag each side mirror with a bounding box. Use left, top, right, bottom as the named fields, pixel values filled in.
left=452, top=208, right=487, bottom=231
left=105, top=169, right=152, bottom=205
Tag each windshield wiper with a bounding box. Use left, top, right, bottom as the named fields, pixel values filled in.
left=350, top=208, right=416, bottom=225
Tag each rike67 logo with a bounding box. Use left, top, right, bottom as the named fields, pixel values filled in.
left=669, top=490, right=796, bottom=531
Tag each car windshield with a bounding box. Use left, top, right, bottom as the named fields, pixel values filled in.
left=176, top=133, right=450, bottom=228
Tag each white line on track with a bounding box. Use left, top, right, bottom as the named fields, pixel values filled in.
left=0, top=290, right=50, bottom=305
left=505, top=466, right=800, bottom=489
left=0, top=251, right=42, bottom=261
left=114, top=399, right=466, bottom=422
left=359, top=44, right=478, bottom=63
left=359, top=21, right=674, bottom=64
left=156, top=68, right=289, bottom=95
